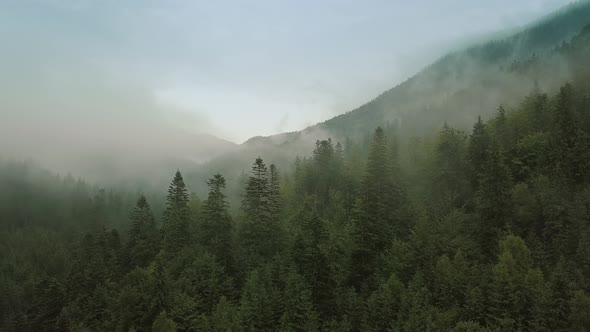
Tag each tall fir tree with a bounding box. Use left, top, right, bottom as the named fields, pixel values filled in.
left=350, top=127, right=404, bottom=289
left=126, top=194, right=160, bottom=268
left=476, top=141, right=512, bottom=257
left=292, top=203, right=334, bottom=319
left=242, top=158, right=271, bottom=223
left=241, top=158, right=281, bottom=264
left=163, top=170, right=191, bottom=253
left=202, top=173, right=234, bottom=272
left=431, top=124, right=470, bottom=215
left=268, top=164, right=282, bottom=219
left=468, top=116, right=490, bottom=191
left=280, top=271, right=319, bottom=332
left=551, top=83, right=589, bottom=184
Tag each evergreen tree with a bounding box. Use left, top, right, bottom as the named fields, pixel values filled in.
left=241, top=158, right=281, bottom=264
left=551, top=83, right=589, bottom=184
left=468, top=116, right=490, bottom=190
left=432, top=124, right=470, bottom=215
left=27, top=278, right=66, bottom=332
left=268, top=164, right=282, bottom=218
left=163, top=170, right=191, bottom=253
left=569, top=290, right=590, bottom=331
left=239, top=269, right=275, bottom=331
left=242, top=157, right=271, bottom=223
left=351, top=127, right=404, bottom=289
left=280, top=271, right=319, bottom=332
left=292, top=203, right=334, bottom=318
left=152, top=311, right=177, bottom=332
left=476, top=142, right=512, bottom=257
left=211, top=296, right=238, bottom=332
left=494, top=105, right=511, bottom=149
left=202, top=174, right=234, bottom=272
left=126, top=194, right=159, bottom=268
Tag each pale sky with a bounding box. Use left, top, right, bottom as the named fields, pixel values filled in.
left=0, top=0, right=574, bottom=143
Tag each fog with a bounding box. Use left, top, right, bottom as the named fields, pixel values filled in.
left=0, top=0, right=575, bottom=184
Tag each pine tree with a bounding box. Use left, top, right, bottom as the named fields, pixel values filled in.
left=366, top=273, right=403, bottom=331
left=476, top=142, right=512, bottom=257
left=239, top=269, right=275, bottom=331
left=150, top=253, right=172, bottom=319
left=468, top=116, right=490, bottom=190
left=280, top=271, right=319, bottom=332
left=432, top=124, right=470, bottom=214
left=152, top=311, right=177, bottom=332
left=351, top=127, right=404, bottom=289
left=163, top=170, right=191, bottom=253
left=569, top=290, right=590, bottom=331
left=241, top=158, right=281, bottom=263
left=494, top=105, right=511, bottom=149
left=242, top=157, right=271, bottom=223
left=126, top=194, right=159, bottom=268
left=268, top=164, right=282, bottom=218
left=292, top=204, right=334, bottom=318
left=27, top=278, right=66, bottom=332
left=551, top=83, right=589, bottom=184
left=211, top=296, right=238, bottom=332
left=202, top=173, right=233, bottom=272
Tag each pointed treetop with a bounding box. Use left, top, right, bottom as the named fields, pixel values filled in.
left=136, top=194, right=149, bottom=208
left=167, top=170, right=189, bottom=204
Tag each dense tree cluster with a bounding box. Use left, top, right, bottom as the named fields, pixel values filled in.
left=3, top=18, right=590, bottom=332
left=3, top=77, right=590, bottom=331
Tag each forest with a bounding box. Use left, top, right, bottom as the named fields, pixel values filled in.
left=3, top=3, right=590, bottom=332
left=3, top=76, right=590, bottom=331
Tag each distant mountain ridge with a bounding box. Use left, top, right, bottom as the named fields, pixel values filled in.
left=238, top=0, right=590, bottom=147
left=186, top=1, right=590, bottom=197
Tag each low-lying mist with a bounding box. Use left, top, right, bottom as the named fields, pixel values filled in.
left=0, top=59, right=239, bottom=186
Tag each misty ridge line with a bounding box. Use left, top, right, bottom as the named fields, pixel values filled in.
left=0, top=0, right=588, bottom=189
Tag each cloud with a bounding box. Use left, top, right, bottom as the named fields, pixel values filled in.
left=0, top=42, right=233, bottom=183
left=275, top=113, right=290, bottom=133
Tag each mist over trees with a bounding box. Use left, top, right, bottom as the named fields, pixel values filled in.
left=3, top=2, right=590, bottom=332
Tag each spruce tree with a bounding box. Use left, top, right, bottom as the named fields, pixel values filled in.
left=292, top=204, right=334, bottom=318
left=28, top=278, right=66, bottom=332
left=202, top=173, right=233, bottom=271
left=351, top=127, right=403, bottom=289
left=432, top=124, right=470, bottom=214
left=152, top=311, right=177, bottom=332
left=241, top=158, right=281, bottom=263
left=163, top=170, right=191, bottom=253
left=468, top=116, right=490, bottom=190
left=476, top=142, right=512, bottom=257
left=239, top=269, right=274, bottom=331
left=280, top=271, right=319, bottom=332
left=551, top=83, right=589, bottom=183
left=242, top=158, right=271, bottom=223
left=268, top=164, right=282, bottom=218
left=126, top=194, right=159, bottom=268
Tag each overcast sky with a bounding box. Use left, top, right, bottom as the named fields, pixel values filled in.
left=0, top=0, right=574, bottom=143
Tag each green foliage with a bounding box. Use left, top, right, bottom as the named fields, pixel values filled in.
left=152, top=311, right=177, bottom=332
left=279, top=271, right=318, bottom=332
left=126, top=195, right=160, bottom=268
left=240, top=158, right=283, bottom=267
left=4, top=16, right=590, bottom=332
left=163, top=170, right=192, bottom=253
left=202, top=174, right=234, bottom=272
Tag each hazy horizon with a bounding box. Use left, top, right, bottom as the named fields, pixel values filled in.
left=0, top=0, right=574, bottom=145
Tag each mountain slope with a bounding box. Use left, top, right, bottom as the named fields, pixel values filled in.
left=244, top=0, right=590, bottom=146
left=188, top=1, right=590, bottom=200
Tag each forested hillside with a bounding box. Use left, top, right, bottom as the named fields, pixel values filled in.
left=3, top=3, right=590, bottom=332
left=194, top=0, right=590, bottom=185
left=2, top=20, right=590, bottom=331
left=189, top=3, right=590, bottom=213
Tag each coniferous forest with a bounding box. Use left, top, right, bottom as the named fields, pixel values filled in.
left=3, top=3, right=590, bottom=332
